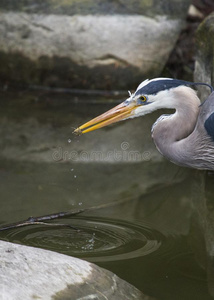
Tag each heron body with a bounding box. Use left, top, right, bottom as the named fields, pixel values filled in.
left=151, top=87, right=214, bottom=170
left=74, top=78, right=214, bottom=171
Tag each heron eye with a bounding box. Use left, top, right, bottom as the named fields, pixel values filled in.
left=139, top=95, right=147, bottom=102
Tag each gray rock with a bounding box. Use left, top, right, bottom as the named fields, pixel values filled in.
left=189, top=172, right=214, bottom=297
left=194, top=13, right=214, bottom=101
left=0, top=0, right=191, bottom=89
left=0, top=240, right=146, bottom=300
left=0, top=0, right=191, bottom=18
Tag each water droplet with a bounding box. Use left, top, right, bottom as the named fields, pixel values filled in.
left=79, top=202, right=82, bottom=206
left=74, top=175, right=77, bottom=178
left=71, top=168, right=74, bottom=172
left=68, top=139, right=71, bottom=143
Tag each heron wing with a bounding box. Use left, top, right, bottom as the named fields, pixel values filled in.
left=187, top=92, right=214, bottom=169
left=196, top=92, right=214, bottom=138
left=204, top=112, right=214, bottom=142
left=199, top=92, right=214, bottom=122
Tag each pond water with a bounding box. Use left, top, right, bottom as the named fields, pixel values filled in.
left=0, top=89, right=214, bottom=300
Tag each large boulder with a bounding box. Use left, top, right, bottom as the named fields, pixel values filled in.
left=0, top=0, right=191, bottom=89
left=0, top=240, right=147, bottom=300
left=194, top=12, right=214, bottom=101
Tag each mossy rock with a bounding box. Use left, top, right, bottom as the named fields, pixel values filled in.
left=194, top=13, right=214, bottom=101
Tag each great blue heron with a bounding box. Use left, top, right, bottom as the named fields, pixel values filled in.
left=73, top=78, right=214, bottom=170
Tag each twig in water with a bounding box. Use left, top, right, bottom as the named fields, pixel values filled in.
left=0, top=196, right=135, bottom=232
left=0, top=208, right=86, bottom=232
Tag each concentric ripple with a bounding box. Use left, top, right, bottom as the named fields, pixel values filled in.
left=0, top=216, right=163, bottom=262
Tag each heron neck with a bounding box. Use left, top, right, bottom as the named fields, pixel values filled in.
left=152, top=89, right=200, bottom=167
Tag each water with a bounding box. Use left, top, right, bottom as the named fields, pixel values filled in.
left=0, top=89, right=214, bottom=299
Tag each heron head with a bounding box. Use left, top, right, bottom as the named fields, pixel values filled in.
left=73, top=78, right=213, bottom=135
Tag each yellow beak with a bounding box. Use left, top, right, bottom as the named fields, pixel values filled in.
left=73, top=101, right=137, bottom=135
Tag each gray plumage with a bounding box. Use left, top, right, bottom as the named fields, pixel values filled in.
left=150, top=85, right=214, bottom=170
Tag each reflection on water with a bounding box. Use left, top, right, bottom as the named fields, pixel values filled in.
left=1, top=90, right=214, bottom=300
left=0, top=217, right=161, bottom=262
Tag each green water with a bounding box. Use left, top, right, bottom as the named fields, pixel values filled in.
left=0, top=89, right=214, bottom=300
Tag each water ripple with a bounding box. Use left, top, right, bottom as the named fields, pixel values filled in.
left=0, top=216, right=163, bottom=262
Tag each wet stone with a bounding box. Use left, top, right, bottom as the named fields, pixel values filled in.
left=194, top=12, right=214, bottom=101
left=0, top=240, right=147, bottom=300
left=0, top=0, right=191, bottom=89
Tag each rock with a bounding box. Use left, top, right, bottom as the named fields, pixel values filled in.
left=189, top=173, right=214, bottom=297
left=193, top=0, right=214, bottom=16
left=0, top=240, right=146, bottom=300
left=194, top=13, right=214, bottom=101
left=0, top=0, right=192, bottom=17
left=0, top=0, right=191, bottom=89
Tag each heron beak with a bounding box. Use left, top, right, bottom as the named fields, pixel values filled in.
left=73, top=101, right=137, bottom=135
